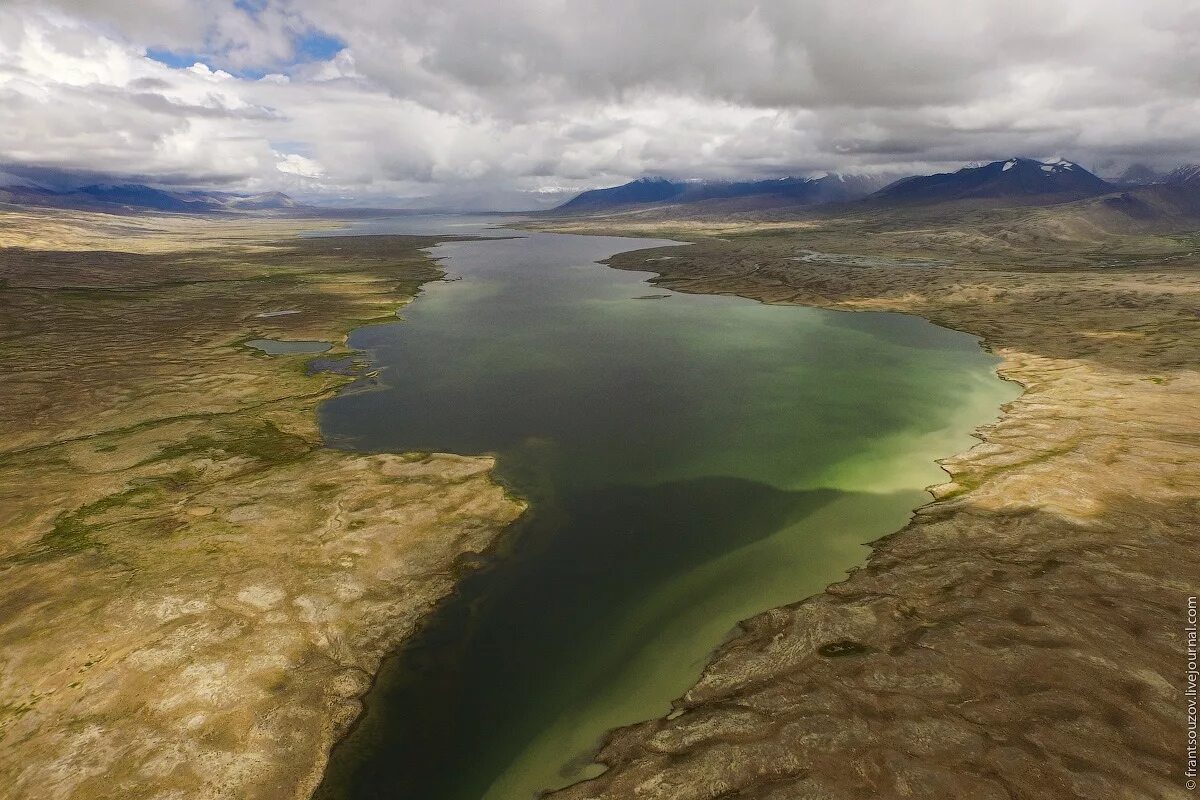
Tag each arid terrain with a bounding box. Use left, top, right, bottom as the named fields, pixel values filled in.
left=6, top=1, right=1199, bottom=798
left=533, top=198, right=1200, bottom=799
left=2, top=194, right=1197, bottom=800
left=0, top=210, right=523, bottom=799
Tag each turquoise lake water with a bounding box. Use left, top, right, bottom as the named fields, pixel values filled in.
left=314, top=219, right=1017, bottom=800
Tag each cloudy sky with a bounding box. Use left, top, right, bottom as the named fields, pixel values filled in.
left=2, top=0, right=1198, bottom=207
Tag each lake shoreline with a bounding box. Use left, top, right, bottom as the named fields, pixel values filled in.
left=0, top=211, right=524, bottom=800
left=311, top=225, right=1014, bottom=800
left=524, top=216, right=1198, bottom=799
left=4, top=205, right=1186, bottom=800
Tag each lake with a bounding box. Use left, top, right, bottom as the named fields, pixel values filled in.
left=314, top=218, right=1017, bottom=800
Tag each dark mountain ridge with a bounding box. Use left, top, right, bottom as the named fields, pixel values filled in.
left=554, top=159, right=1131, bottom=216
left=871, top=158, right=1113, bottom=204
left=4, top=158, right=1198, bottom=218
left=0, top=180, right=301, bottom=214
left=555, top=174, right=891, bottom=213
left=1162, top=164, right=1200, bottom=185
left=1098, top=163, right=1200, bottom=220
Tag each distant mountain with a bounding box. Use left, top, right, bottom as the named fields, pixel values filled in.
left=1115, top=164, right=1163, bottom=185
left=1099, top=163, right=1200, bottom=221
left=558, top=177, right=685, bottom=211
left=0, top=170, right=47, bottom=189
left=204, top=190, right=300, bottom=210
left=1109, top=163, right=1200, bottom=187
left=555, top=174, right=891, bottom=213
left=0, top=180, right=301, bottom=214
left=872, top=158, right=1113, bottom=204
left=75, top=184, right=214, bottom=212
left=1162, top=164, right=1200, bottom=186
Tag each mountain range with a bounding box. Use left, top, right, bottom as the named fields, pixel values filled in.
left=1113, top=163, right=1200, bottom=185
left=870, top=158, right=1113, bottom=203
left=1096, top=164, right=1200, bottom=220
left=556, top=173, right=894, bottom=213
left=2, top=158, right=1199, bottom=217
left=550, top=158, right=1200, bottom=218
left=0, top=180, right=301, bottom=214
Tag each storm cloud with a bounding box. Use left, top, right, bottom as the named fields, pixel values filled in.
left=2, top=0, right=1199, bottom=204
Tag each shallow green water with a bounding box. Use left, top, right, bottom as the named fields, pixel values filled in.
left=244, top=338, right=331, bottom=355
left=314, top=221, right=1017, bottom=800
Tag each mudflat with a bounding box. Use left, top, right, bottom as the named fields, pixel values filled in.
left=532, top=201, right=1200, bottom=799
left=0, top=210, right=523, bottom=799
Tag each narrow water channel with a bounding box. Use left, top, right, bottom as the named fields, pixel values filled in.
left=314, top=218, right=1017, bottom=800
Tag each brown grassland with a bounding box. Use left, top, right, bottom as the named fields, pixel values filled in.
left=0, top=209, right=523, bottom=800
left=1, top=193, right=1198, bottom=800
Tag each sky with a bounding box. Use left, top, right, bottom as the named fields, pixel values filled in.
left=1, top=0, right=1199, bottom=208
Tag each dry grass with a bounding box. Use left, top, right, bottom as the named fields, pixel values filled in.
left=0, top=208, right=523, bottom=800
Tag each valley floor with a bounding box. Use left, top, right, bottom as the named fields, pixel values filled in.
left=0, top=209, right=523, bottom=799
left=532, top=203, right=1200, bottom=799
left=2, top=199, right=1197, bottom=800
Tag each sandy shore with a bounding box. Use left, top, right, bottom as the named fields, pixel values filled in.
left=532, top=205, right=1200, bottom=799
left=0, top=210, right=524, bottom=799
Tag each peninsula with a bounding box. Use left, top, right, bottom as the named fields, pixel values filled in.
left=0, top=209, right=523, bottom=798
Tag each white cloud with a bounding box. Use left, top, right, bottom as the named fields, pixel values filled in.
left=275, top=151, right=323, bottom=177
left=2, top=0, right=1200, bottom=204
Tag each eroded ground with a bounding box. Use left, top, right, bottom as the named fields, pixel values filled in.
left=0, top=210, right=524, bottom=799
left=535, top=202, right=1200, bottom=799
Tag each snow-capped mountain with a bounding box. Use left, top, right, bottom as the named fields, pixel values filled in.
left=872, top=158, right=1113, bottom=203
